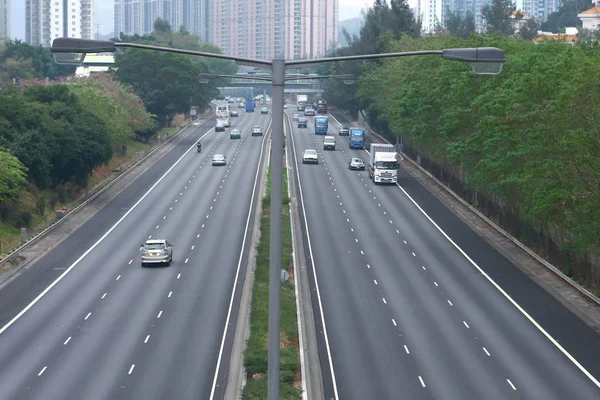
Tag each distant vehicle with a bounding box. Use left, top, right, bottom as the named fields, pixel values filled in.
left=225, top=96, right=230, bottom=101
left=216, top=104, right=229, bottom=119
left=215, top=120, right=225, bottom=132
left=230, top=129, right=241, bottom=139
left=339, top=127, right=349, bottom=136
left=323, top=135, right=336, bottom=150
left=230, top=110, right=239, bottom=117
left=292, top=114, right=299, bottom=121
left=284, top=104, right=288, bottom=109
left=304, top=107, right=315, bottom=116
left=251, top=126, right=263, bottom=136
left=261, top=107, right=269, bottom=115
left=317, top=99, right=327, bottom=114
left=298, top=117, right=308, bottom=128
left=315, top=116, right=328, bottom=135
left=245, top=99, right=256, bottom=112
left=212, top=154, right=227, bottom=166
left=238, top=102, right=245, bottom=108
left=141, top=239, right=173, bottom=267
left=297, top=94, right=308, bottom=111
left=348, top=157, right=365, bottom=170
left=349, top=128, right=365, bottom=149
left=369, top=143, right=399, bottom=184
left=302, top=149, right=318, bottom=164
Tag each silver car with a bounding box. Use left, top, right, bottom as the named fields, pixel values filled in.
left=212, top=154, right=227, bottom=166
left=141, top=239, right=173, bottom=267
left=349, top=157, right=365, bottom=170
left=292, top=114, right=299, bottom=121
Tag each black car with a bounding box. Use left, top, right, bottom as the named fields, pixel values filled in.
left=230, top=110, right=239, bottom=117
left=298, top=117, right=308, bottom=128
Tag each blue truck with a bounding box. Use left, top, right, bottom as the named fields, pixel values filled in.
left=315, top=116, right=328, bottom=135
left=349, top=128, right=365, bottom=149
left=245, top=99, right=255, bottom=112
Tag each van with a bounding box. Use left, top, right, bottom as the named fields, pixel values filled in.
left=215, top=120, right=225, bottom=132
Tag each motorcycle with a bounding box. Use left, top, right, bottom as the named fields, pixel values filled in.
left=197, top=144, right=202, bottom=153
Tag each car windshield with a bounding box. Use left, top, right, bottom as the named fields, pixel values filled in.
left=144, top=243, right=165, bottom=250
left=305, top=150, right=317, bottom=155
left=352, top=159, right=362, bottom=163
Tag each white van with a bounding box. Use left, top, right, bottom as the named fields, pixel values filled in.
left=215, top=120, right=225, bottom=132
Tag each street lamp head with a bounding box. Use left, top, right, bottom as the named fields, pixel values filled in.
left=51, top=38, right=116, bottom=65
left=442, top=47, right=505, bottom=75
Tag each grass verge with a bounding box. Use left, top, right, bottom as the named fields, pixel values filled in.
left=242, top=166, right=301, bottom=399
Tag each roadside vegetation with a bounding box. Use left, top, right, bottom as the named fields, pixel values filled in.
left=243, top=166, right=301, bottom=399
left=0, top=20, right=234, bottom=257
left=321, top=0, right=600, bottom=292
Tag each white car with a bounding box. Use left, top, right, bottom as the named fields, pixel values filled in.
left=212, top=154, right=226, bottom=166
left=292, top=114, right=299, bottom=121
left=251, top=126, right=263, bottom=136
left=302, top=149, right=318, bottom=164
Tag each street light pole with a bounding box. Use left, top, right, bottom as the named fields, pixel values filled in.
left=268, top=57, right=285, bottom=400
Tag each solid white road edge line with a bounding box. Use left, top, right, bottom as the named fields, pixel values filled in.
left=208, top=118, right=271, bottom=400
left=290, top=112, right=340, bottom=399
left=396, top=183, right=600, bottom=388
left=353, top=116, right=600, bottom=387
left=0, top=126, right=215, bottom=336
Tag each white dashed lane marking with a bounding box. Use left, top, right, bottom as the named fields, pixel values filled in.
left=38, top=367, right=47, bottom=376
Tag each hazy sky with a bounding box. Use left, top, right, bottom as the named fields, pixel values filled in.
left=10, top=0, right=389, bottom=40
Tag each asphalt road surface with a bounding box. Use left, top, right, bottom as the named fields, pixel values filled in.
left=288, top=111, right=600, bottom=400
left=0, top=107, right=269, bottom=400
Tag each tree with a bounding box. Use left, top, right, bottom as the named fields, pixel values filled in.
left=518, top=18, right=540, bottom=40
left=115, top=50, right=208, bottom=125
left=153, top=18, right=172, bottom=36
left=482, top=0, right=520, bottom=36
left=444, top=10, right=476, bottom=38
left=0, top=150, right=28, bottom=205
left=541, top=0, right=592, bottom=32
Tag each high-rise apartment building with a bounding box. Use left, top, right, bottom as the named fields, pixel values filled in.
left=516, top=0, right=558, bottom=22
left=114, top=0, right=210, bottom=41
left=212, top=0, right=338, bottom=60
left=419, top=0, right=443, bottom=33
left=429, top=0, right=487, bottom=33
left=0, top=0, right=9, bottom=41
left=114, top=0, right=338, bottom=60
left=26, top=0, right=94, bottom=47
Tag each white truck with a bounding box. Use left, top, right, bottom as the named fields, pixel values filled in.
left=296, top=94, right=308, bottom=111
left=369, top=143, right=399, bottom=184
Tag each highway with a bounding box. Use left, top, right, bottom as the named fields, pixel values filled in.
left=0, top=105, right=269, bottom=400
left=288, top=110, right=600, bottom=399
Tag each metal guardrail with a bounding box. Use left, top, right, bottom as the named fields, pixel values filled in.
left=343, top=110, right=600, bottom=306
left=0, top=110, right=213, bottom=269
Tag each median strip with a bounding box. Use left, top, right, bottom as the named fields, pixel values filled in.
left=242, top=166, right=301, bottom=399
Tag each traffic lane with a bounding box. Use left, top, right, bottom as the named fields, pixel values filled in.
left=0, top=116, right=216, bottom=328
left=328, top=110, right=600, bottom=387
left=5, top=116, right=264, bottom=399
left=290, top=123, right=431, bottom=399
left=338, top=167, right=600, bottom=398
left=392, top=172, right=600, bottom=379
left=0, top=114, right=261, bottom=397
left=318, top=128, right=600, bottom=396
left=111, top=138, right=267, bottom=400
left=315, top=147, right=536, bottom=399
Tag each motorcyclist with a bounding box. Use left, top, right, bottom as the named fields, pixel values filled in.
left=196, top=140, right=202, bottom=152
